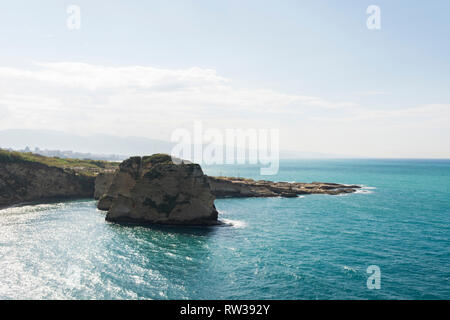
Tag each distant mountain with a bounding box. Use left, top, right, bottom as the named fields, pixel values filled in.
left=0, top=129, right=175, bottom=157
left=0, top=129, right=353, bottom=160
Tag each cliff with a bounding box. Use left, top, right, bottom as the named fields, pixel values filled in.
left=98, top=154, right=219, bottom=225
left=0, top=151, right=97, bottom=208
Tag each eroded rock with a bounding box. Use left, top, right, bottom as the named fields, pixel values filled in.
left=94, top=172, right=115, bottom=200
left=99, top=154, right=219, bottom=225
left=0, top=161, right=94, bottom=208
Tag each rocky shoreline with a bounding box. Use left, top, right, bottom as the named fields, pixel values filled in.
left=208, top=176, right=360, bottom=198
left=0, top=151, right=361, bottom=225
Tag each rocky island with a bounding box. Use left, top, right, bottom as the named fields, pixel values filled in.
left=0, top=150, right=360, bottom=225
left=98, top=154, right=219, bottom=225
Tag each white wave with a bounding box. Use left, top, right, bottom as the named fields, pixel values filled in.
left=343, top=266, right=357, bottom=273
left=354, top=185, right=376, bottom=194
left=164, top=252, right=176, bottom=258
left=355, top=189, right=373, bottom=194
left=221, top=219, right=247, bottom=228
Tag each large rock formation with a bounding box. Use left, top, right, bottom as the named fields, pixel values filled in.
left=98, top=154, right=219, bottom=225
left=0, top=160, right=94, bottom=208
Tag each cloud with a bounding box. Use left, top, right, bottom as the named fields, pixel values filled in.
left=0, top=62, right=449, bottom=157
left=0, top=62, right=358, bottom=134
left=0, top=62, right=228, bottom=91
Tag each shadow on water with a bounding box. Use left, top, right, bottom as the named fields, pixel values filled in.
left=104, top=219, right=228, bottom=237
left=98, top=217, right=227, bottom=299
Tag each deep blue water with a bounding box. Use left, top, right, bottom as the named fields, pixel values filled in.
left=0, top=159, right=449, bottom=299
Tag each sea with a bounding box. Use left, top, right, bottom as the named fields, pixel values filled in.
left=0, top=159, right=449, bottom=299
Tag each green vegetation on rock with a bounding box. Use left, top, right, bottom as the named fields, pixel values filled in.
left=142, top=153, right=173, bottom=165
left=0, top=149, right=118, bottom=176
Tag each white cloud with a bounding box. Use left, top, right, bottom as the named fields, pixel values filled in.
left=0, top=62, right=449, bottom=157
left=0, top=62, right=355, bottom=133
left=0, top=62, right=228, bottom=90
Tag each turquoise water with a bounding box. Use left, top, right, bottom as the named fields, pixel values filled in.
left=0, top=159, right=449, bottom=299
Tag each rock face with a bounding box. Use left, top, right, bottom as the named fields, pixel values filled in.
left=94, top=172, right=115, bottom=200
left=98, top=154, right=219, bottom=225
left=207, top=177, right=360, bottom=198
left=0, top=161, right=94, bottom=208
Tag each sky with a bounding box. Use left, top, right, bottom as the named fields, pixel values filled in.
left=0, top=0, right=449, bottom=158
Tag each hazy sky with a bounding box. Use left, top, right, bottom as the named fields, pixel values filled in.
left=0, top=0, right=449, bottom=157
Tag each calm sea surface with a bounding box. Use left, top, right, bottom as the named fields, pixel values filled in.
left=0, top=159, right=449, bottom=299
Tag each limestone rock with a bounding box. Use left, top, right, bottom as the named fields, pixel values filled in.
left=100, top=154, right=219, bottom=225
left=0, top=161, right=94, bottom=208
left=207, top=177, right=360, bottom=198
left=94, top=172, right=115, bottom=200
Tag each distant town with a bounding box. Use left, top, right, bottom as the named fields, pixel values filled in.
left=0, top=146, right=126, bottom=162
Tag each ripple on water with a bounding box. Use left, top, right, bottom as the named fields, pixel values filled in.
left=1, top=159, right=450, bottom=299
